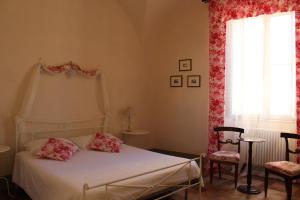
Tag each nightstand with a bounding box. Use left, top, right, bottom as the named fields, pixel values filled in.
left=149, top=149, right=201, bottom=166
left=149, top=149, right=199, bottom=159
left=122, top=130, right=150, bottom=148
left=0, top=145, right=12, bottom=197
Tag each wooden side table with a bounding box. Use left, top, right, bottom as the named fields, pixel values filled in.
left=0, top=145, right=13, bottom=197
left=122, top=130, right=150, bottom=148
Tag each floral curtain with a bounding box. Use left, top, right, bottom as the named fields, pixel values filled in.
left=208, top=0, right=300, bottom=163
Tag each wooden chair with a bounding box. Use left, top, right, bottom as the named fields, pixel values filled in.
left=209, top=126, right=244, bottom=188
left=264, top=132, right=300, bottom=200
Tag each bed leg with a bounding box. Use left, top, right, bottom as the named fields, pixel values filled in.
left=184, top=188, right=188, bottom=200
left=0, top=177, right=14, bottom=197
left=12, top=182, right=19, bottom=194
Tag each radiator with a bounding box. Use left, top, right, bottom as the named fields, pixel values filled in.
left=241, top=129, right=289, bottom=167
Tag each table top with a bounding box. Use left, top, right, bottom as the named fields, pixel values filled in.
left=0, top=145, right=10, bottom=153
left=122, top=130, right=150, bottom=135
left=241, top=137, right=266, bottom=143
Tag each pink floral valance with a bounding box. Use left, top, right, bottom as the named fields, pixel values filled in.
left=42, top=62, right=98, bottom=78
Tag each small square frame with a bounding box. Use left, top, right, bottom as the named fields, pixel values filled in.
left=179, top=59, right=192, bottom=71
left=170, top=75, right=183, bottom=87
left=187, top=75, right=201, bottom=87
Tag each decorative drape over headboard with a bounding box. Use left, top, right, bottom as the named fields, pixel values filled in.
left=16, top=61, right=110, bottom=122
left=15, top=61, right=111, bottom=151
left=208, top=0, right=300, bottom=163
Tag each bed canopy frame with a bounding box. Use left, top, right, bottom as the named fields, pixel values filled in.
left=15, top=61, right=111, bottom=152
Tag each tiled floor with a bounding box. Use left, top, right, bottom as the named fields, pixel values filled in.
left=1, top=174, right=300, bottom=200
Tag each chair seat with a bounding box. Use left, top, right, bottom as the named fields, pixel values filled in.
left=265, top=161, right=300, bottom=176
left=209, top=151, right=240, bottom=163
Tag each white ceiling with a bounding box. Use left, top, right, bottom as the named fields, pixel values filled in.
left=117, top=0, right=189, bottom=41
left=117, top=0, right=147, bottom=40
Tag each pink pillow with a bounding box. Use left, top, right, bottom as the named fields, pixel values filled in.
left=37, top=138, right=79, bottom=161
left=89, top=132, right=122, bottom=153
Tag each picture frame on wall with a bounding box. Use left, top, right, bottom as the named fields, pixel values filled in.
left=170, top=75, right=183, bottom=87
left=187, top=75, right=201, bottom=87
left=179, top=59, right=192, bottom=71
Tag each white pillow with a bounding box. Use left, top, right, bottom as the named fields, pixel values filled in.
left=24, top=138, right=78, bottom=155
left=24, top=138, right=48, bottom=154
left=68, top=134, right=95, bottom=150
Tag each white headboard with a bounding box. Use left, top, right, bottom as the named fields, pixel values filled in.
left=15, top=62, right=111, bottom=152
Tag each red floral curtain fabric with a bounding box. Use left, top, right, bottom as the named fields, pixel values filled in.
left=208, top=0, right=300, bottom=163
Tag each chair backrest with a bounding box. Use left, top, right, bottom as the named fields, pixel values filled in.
left=280, top=132, right=300, bottom=161
left=214, top=126, right=244, bottom=153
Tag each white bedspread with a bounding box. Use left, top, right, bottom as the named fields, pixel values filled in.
left=13, top=145, right=200, bottom=200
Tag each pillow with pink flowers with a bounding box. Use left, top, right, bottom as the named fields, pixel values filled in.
left=37, top=138, right=79, bottom=161
left=89, top=132, right=122, bottom=153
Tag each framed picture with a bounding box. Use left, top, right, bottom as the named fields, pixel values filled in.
left=179, top=59, right=192, bottom=71
left=170, top=75, right=183, bottom=87
left=187, top=75, right=201, bottom=87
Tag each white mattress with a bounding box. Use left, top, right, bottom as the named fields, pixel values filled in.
left=13, top=145, right=201, bottom=200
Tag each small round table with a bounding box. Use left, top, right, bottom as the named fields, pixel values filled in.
left=122, top=130, right=150, bottom=148
left=122, top=130, right=150, bottom=136
left=0, top=145, right=10, bottom=153
left=237, top=137, right=266, bottom=194
left=0, top=145, right=13, bottom=197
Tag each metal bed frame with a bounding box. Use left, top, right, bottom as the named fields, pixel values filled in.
left=82, top=155, right=205, bottom=200
left=14, top=62, right=205, bottom=200
left=15, top=119, right=205, bottom=200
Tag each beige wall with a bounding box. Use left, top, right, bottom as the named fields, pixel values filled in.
left=144, top=0, right=209, bottom=155
left=0, top=0, right=209, bottom=176
left=0, top=0, right=151, bottom=175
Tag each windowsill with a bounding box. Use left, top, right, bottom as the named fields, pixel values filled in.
left=225, top=117, right=296, bottom=132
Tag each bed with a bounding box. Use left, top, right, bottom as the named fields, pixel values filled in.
left=13, top=61, right=204, bottom=200
left=13, top=144, right=201, bottom=200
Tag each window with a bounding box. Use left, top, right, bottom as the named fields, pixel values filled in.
left=225, top=12, right=296, bottom=130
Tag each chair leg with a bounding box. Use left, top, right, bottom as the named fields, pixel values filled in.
left=285, top=178, right=292, bottom=200
left=210, top=160, right=214, bottom=184
left=218, top=163, right=221, bottom=179
left=234, top=164, right=238, bottom=189
left=264, top=169, right=269, bottom=197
